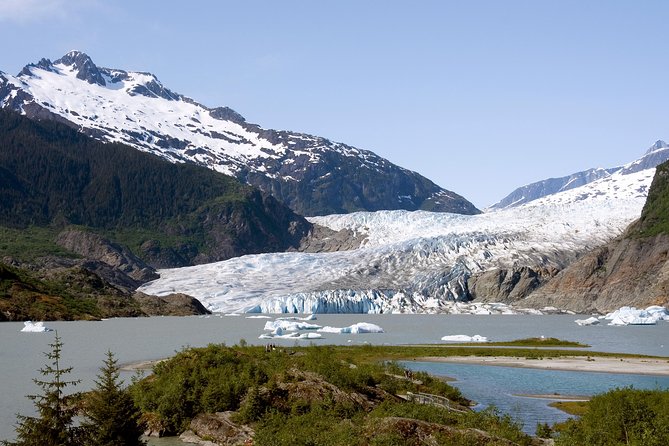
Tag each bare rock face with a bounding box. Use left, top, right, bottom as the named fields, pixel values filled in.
left=522, top=232, right=669, bottom=313
left=133, top=292, right=210, bottom=316
left=55, top=228, right=157, bottom=283
left=298, top=224, right=367, bottom=253
left=182, top=412, right=253, bottom=446
left=467, top=266, right=559, bottom=304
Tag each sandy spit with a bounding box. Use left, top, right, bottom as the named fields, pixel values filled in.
left=412, top=355, right=669, bottom=376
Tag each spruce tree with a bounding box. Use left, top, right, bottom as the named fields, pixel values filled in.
left=2, top=333, right=83, bottom=446
left=81, top=350, right=146, bottom=446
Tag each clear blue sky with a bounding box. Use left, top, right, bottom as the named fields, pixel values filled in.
left=1, top=0, right=668, bottom=208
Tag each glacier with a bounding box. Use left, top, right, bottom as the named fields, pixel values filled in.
left=139, top=167, right=654, bottom=314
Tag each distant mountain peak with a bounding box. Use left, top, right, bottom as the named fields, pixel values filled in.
left=646, top=140, right=668, bottom=154
left=488, top=142, right=669, bottom=211
left=0, top=51, right=480, bottom=216
left=48, top=50, right=107, bottom=86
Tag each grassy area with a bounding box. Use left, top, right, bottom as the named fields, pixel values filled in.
left=336, top=344, right=661, bottom=364
left=549, top=400, right=590, bottom=416
left=480, top=337, right=589, bottom=348
left=0, top=226, right=75, bottom=262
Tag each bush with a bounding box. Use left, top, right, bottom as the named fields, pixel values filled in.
left=555, top=387, right=669, bottom=446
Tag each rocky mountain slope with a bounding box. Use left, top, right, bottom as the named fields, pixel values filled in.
left=488, top=140, right=669, bottom=210
left=0, top=51, right=479, bottom=216
left=140, top=157, right=655, bottom=313
left=515, top=160, right=669, bottom=313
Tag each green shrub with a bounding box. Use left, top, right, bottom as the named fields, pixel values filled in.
left=555, top=387, right=669, bottom=446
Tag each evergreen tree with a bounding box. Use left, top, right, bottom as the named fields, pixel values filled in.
left=2, top=333, right=83, bottom=446
left=81, top=350, right=146, bottom=446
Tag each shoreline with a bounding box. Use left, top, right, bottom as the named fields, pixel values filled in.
left=412, top=355, right=669, bottom=376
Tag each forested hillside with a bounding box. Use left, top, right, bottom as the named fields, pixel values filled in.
left=0, top=109, right=311, bottom=266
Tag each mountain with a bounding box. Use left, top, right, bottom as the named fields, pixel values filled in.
left=139, top=152, right=656, bottom=313
left=0, top=108, right=311, bottom=267
left=516, top=159, right=669, bottom=313
left=0, top=51, right=479, bottom=216
left=488, top=140, right=669, bottom=211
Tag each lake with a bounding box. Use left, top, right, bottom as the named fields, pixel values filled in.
left=1, top=314, right=668, bottom=441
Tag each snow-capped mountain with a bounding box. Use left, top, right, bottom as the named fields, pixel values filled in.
left=488, top=140, right=669, bottom=211
left=0, top=51, right=479, bottom=217
left=139, top=159, right=655, bottom=314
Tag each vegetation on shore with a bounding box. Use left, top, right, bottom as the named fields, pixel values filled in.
left=479, top=337, right=588, bottom=348
left=2, top=336, right=145, bottom=446
left=0, top=261, right=143, bottom=321
left=553, top=388, right=669, bottom=446
left=7, top=340, right=669, bottom=445
left=130, top=343, right=535, bottom=445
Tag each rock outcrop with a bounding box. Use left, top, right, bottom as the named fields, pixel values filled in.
left=520, top=160, right=669, bottom=313
left=134, top=292, right=211, bottom=316
left=521, top=232, right=669, bottom=313
left=466, top=266, right=559, bottom=304
left=180, top=412, right=253, bottom=446
left=55, top=229, right=158, bottom=283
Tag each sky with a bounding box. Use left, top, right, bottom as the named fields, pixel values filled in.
left=1, top=0, right=668, bottom=209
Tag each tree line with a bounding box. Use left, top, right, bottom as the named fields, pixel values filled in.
left=2, top=335, right=144, bottom=446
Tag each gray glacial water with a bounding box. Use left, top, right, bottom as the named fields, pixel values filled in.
left=1, top=314, right=668, bottom=441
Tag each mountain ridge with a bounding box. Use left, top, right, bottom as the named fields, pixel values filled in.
left=0, top=51, right=479, bottom=216
left=488, top=140, right=669, bottom=211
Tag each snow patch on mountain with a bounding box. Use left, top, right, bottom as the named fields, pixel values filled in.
left=488, top=141, right=669, bottom=211
left=0, top=51, right=478, bottom=216
left=139, top=168, right=653, bottom=313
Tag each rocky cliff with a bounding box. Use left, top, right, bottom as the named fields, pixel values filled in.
left=515, top=160, right=669, bottom=313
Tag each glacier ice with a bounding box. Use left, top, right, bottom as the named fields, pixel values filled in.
left=139, top=168, right=655, bottom=314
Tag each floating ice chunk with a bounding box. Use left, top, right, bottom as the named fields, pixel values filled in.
left=318, top=322, right=384, bottom=334
left=264, top=320, right=321, bottom=332
left=20, top=321, right=53, bottom=333
left=441, top=334, right=488, bottom=342
left=258, top=332, right=323, bottom=340
left=602, top=306, right=669, bottom=326
left=224, top=313, right=241, bottom=317
left=575, top=317, right=600, bottom=326
left=275, top=314, right=317, bottom=321
left=246, top=315, right=272, bottom=319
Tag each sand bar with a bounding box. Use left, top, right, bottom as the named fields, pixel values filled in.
left=413, top=355, right=669, bottom=376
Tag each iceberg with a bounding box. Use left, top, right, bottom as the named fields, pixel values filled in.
left=602, top=306, right=669, bottom=326
left=20, top=321, right=53, bottom=333
left=264, top=320, right=321, bottom=332
left=575, top=317, right=600, bottom=326
left=258, top=332, right=323, bottom=340
left=441, top=334, right=488, bottom=342
left=318, top=322, right=384, bottom=334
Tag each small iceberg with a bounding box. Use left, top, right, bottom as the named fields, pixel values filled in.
left=264, top=320, right=321, bottom=332
left=246, top=315, right=272, bottom=319
left=258, top=332, right=323, bottom=340
left=575, top=317, right=600, bottom=326
left=441, top=334, right=488, bottom=342
left=318, top=322, right=384, bottom=334
left=20, top=321, right=53, bottom=333
left=276, top=314, right=317, bottom=321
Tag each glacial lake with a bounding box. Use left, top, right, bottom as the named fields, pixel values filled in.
left=1, top=314, right=668, bottom=441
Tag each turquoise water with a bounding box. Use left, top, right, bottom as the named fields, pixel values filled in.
left=401, top=361, right=669, bottom=434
